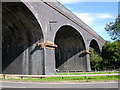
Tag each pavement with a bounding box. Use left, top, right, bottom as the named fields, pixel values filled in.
left=0, top=80, right=119, bottom=88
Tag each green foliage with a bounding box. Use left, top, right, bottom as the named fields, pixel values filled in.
left=89, top=40, right=120, bottom=70
left=89, top=47, right=102, bottom=70
left=105, top=15, right=120, bottom=40
left=102, top=40, right=120, bottom=69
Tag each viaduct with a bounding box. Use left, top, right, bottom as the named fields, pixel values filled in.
left=1, top=0, right=105, bottom=75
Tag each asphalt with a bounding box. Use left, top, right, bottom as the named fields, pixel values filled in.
left=0, top=80, right=119, bottom=88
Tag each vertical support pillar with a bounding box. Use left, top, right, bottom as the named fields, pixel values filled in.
left=86, top=54, right=91, bottom=71
left=22, top=47, right=30, bottom=75
left=31, top=44, right=44, bottom=75
left=86, top=45, right=91, bottom=72
left=0, top=3, right=2, bottom=90
left=0, top=1, right=2, bottom=74
left=0, top=2, right=2, bottom=74
left=43, top=21, right=57, bottom=75
left=44, top=48, right=55, bottom=75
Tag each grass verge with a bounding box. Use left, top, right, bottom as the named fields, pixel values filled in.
left=1, top=71, right=119, bottom=83
left=5, top=75, right=119, bottom=82
left=57, top=71, right=120, bottom=75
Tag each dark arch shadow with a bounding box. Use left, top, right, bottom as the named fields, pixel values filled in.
left=2, top=2, right=44, bottom=74
left=89, top=39, right=101, bottom=71
left=54, top=25, right=87, bottom=72
left=89, top=39, right=100, bottom=53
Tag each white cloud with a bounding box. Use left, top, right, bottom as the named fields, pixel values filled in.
left=74, top=13, right=95, bottom=25
left=95, top=13, right=114, bottom=19
left=19, top=0, right=119, bottom=3
left=57, top=0, right=119, bottom=4
left=74, top=12, right=114, bottom=25
left=57, top=0, right=82, bottom=4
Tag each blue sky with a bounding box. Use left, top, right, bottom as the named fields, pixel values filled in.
left=57, top=0, right=119, bottom=41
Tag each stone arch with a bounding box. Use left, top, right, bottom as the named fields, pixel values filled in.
left=2, top=2, right=44, bottom=74
left=89, top=39, right=100, bottom=53
left=54, top=25, right=87, bottom=72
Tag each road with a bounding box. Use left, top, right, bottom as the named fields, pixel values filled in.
left=0, top=81, right=119, bottom=89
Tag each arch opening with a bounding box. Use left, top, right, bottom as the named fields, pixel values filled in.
left=54, top=26, right=87, bottom=72
left=2, top=2, right=44, bottom=74
left=89, top=39, right=101, bottom=71
left=89, top=39, right=100, bottom=53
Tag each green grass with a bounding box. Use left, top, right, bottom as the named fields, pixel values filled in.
left=3, top=75, right=119, bottom=82
left=30, top=75, right=119, bottom=81
left=1, top=71, right=119, bottom=82
left=57, top=71, right=120, bottom=75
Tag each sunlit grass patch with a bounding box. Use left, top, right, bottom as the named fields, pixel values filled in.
left=1, top=71, right=119, bottom=82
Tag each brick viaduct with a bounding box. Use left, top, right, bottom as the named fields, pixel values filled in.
left=1, top=0, right=105, bottom=75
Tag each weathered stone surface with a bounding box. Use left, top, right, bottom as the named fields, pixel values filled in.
left=2, top=2, right=44, bottom=74
left=1, top=1, right=105, bottom=75
left=55, top=26, right=87, bottom=72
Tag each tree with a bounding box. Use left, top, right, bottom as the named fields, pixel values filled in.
left=102, top=40, right=120, bottom=69
left=90, top=47, right=102, bottom=71
left=105, top=15, right=120, bottom=40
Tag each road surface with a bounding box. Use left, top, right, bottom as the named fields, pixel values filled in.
left=0, top=81, right=119, bottom=88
